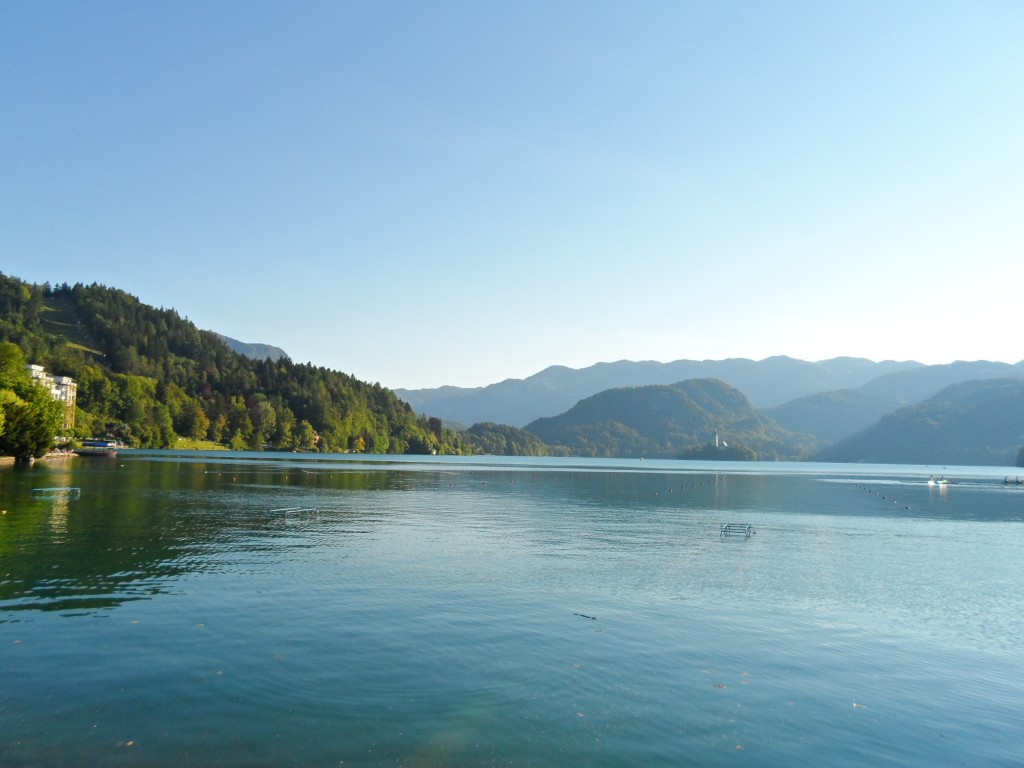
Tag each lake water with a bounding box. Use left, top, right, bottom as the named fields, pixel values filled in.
left=2, top=453, right=1023, bottom=766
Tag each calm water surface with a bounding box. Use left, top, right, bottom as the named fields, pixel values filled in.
left=2, top=453, right=1022, bottom=766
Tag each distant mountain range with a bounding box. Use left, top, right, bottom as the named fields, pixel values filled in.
left=395, top=356, right=922, bottom=428
left=520, top=374, right=1024, bottom=466
left=398, top=356, right=1024, bottom=466
left=216, top=334, right=289, bottom=362
left=816, top=378, right=1024, bottom=467
left=397, top=357, right=1024, bottom=434
left=766, top=360, right=1024, bottom=444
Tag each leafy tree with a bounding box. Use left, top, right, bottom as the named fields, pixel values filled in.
left=182, top=401, right=211, bottom=441
left=294, top=420, right=318, bottom=451
left=0, top=347, right=64, bottom=461
left=0, top=341, right=26, bottom=389
left=248, top=397, right=276, bottom=449
left=228, top=431, right=248, bottom=451
left=428, top=416, right=443, bottom=443
left=270, top=401, right=294, bottom=449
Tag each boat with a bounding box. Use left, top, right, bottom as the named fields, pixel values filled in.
left=74, top=439, right=118, bottom=457
left=927, top=475, right=951, bottom=487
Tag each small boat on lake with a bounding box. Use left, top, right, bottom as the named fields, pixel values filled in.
left=74, top=439, right=118, bottom=457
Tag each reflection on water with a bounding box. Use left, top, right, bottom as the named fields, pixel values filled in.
left=1, top=453, right=1023, bottom=767
left=1, top=457, right=411, bottom=614
left=3, top=454, right=1022, bottom=625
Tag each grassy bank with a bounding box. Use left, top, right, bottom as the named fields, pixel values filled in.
left=174, top=438, right=228, bottom=451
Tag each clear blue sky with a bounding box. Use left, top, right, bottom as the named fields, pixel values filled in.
left=3, top=1, right=1022, bottom=389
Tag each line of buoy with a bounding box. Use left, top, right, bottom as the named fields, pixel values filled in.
left=850, top=481, right=910, bottom=510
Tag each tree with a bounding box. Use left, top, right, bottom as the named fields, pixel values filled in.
left=293, top=420, right=317, bottom=451
left=248, top=397, right=276, bottom=449
left=0, top=341, right=25, bottom=388
left=227, top=397, right=252, bottom=444
left=0, top=383, right=63, bottom=461
left=182, top=401, right=211, bottom=441
left=0, top=342, right=64, bottom=460
left=271, top=402, right=295, bottom=449
left=428, top=416, right=443, bottom=443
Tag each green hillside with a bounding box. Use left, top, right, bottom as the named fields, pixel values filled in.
left=525, top=379, right=818, bottom=459
left=0, top=273, right=470, bottom=456
left=465, top=422, right=561, bottom=456
left=765, top=388, right=901, bottom=443
left=816, top=378, right=1024, bottom=466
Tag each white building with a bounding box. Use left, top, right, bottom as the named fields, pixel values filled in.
left=26, top=364, right=77, bottom=429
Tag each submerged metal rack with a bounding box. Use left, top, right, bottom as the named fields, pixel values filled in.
left=720, top=523, right=753, bottom=538
left=32, top=487, right=82, bottom=497
left=270, top=506, right=319, bottom=519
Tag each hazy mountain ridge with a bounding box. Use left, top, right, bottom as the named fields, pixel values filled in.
left=399, top=357, right=1024, bottom=460
left=397, top=356, right=922, bottom=428
left=766, top=361, right=1024, bottom=444
left=816, top=378, right=1024, bottom=466
left=215, top=334, right=289, bottom=362
left=859, top=360, right=1024, bottom=401
left=765, top=389, right=900, bottom=444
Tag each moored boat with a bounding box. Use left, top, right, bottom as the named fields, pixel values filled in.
left=74, top=439, right=118, bottom=457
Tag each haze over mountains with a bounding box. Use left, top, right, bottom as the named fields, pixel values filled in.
left=397, top=358, right=1024, bottom=434
left=216, top=335, right=288, bottom=363
left=395, top=357, right=919, bottom=428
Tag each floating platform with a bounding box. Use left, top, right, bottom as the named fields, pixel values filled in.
left=720, top=523, right=753, bottom=538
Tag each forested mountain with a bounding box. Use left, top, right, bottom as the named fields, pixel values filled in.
left=396, top=356, right=920, bottom=427
left=766, top=361, right=1024, bottom=444
left=857, top=360, right=1024, bottom=401
left=0, top=273, right=468, bottom=456
left=815, top=379, right=1024, bottom=467
left=765, top=389, right=904, bottom=444
left=216, top=335, right=289, bottom=362
left=525, top=379, right=818, bottom=460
